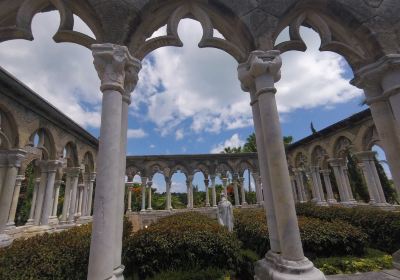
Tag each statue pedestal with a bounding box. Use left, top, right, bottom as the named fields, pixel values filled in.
left=254, top=251, right=326, bottom=280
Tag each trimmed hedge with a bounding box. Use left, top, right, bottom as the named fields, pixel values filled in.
left=148, top=267, right=228, bottom=280
left=234, top=208, right=367, bottom=258
left=123, top=212, right=243, bottom=278
left=314, top=249, right=393, bottom=275
left=296, top=203, right=400, bottom=253
left=0, top=219, right=132, bottom=280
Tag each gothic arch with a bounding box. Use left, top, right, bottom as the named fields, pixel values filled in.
left=27, top=127, right=56, bottom=160
left=0, top=104, right=19, bottom=149
left=126, top=0, right=254, bottom=62
left=63, top=141, right=79, bottom=167
left=310, top=145, right=329, bottom=168
left=82, top=151, right=94, bottom=173
left=273, top=2, right=386, bottom=70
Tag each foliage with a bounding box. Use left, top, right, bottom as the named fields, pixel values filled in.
left=223, top=146, right=242, bottom=154
left=375, top=158, right=398, bottom=204
left=123, top=212, right=242, bottom=279
left=283, top=135, right=293, bottom=148
left=15, top=163, right=35, bottom=226
left=234, top=208, right=367, bottom=258
left=296, top=203, right=400, bottom=253
left=347, top=154, right=369, bottom=202
left=148, top=267, right=229, bottom=280
left=314, top=249, right=392, bottom=275
left=243, top=133, right=257, bottom=153
left=0, top=218, right=132, bottom=280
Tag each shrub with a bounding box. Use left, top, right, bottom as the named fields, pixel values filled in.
left=314, top=249, right=393, bottom=275
left=123, top=212, right=242, bottom=279
left=0, top=218, right=133, bottom=280
left=296, top=203, right=400, bottom=253
left=148, top=267, right=229, bottom=280
left=234, top=208, right=367, bottom=258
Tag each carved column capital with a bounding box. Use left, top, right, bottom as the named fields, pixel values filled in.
left=65, top=167, right=81, bottom=178
left=0, top=149, right=27, bottom=168
left=354, top=151, right=376, bottom=162
left=141, top=176, right=148, bottom=185
left=352, top=54, right=400, bottom=103
left=237, top=50, right=282, bottom=93
left=92, top=43, right=141, bottom=95
left=146, top=180, right=153, bottom=187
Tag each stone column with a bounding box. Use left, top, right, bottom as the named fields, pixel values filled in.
left=165, top=178, right=172, bottom=210
left=6, top=175, right=25, bottom=228
left=26, top=178, right=40, bottom=225
left=67, top=168, right=80, bottom=223
left=239, top=176, right=247, bottom=206
left=49, top=179, right=62, bottom=223
left=320, top=170, right=337, bottom=204
left=204, top=177, right=210, bottom=207
left=81, top=175, right=90, bottom=216
left=88, top=43, right=140, bottom=280
left=352, top=56, right=400, bottom=198
left=222, top=177, right=228, bottom=196
left=246, top=69, right=280, bottom=251
left=141, top=177, right=147, bottom=212
left=147, top=181, right=153, bottom=210
left=0, top=150, right=26, bottom=247
left=355, top=151, right=388, bottom=205
left=342, top=165, right=356, bottom=203
left=187, top=175, right=194, bottom=209
left=77, top=183, right=84, bottom=217
left=210, top=174, right=217, bottom=207
left=60, top=168, right=79, bottom=223
left=87, top=173, right=96, bottom=216
left=290, top=176, right=298, bottom=203
left=328, top=159, right=349, bottom=204
left=33, top=161, right=48, bottom=226
left=294, top=169, right=305, bottom=202
left=310, top=166, right=327, bottom=205
left=126, top=186, right=132, bottom=213
left=238, top=50, right=324, bottom=279
left=40, top=160, right=61, bottom=226
left=232, top=174, right=240, bottom=206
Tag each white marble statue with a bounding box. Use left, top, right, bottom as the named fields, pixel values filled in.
left=217, top=192, right=234, bottom=232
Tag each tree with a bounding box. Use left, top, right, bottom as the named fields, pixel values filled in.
left=374, top=158, right=399, bottom=204
left=222, top=146, right=242, bottom=154
left=283, top=136, right=293, bottom=148
left=310, top=122, right=317, bottom=134
left=347, top=153, right=369, bottom=202
left=243, top=133, right=257, bottom=152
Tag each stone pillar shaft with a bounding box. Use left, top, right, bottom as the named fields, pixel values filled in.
left=239, top=177, right=247, bottom=206
left=51, top=180, right=61, bottom=217
left=321, top=170, right=336, bottom=203
left=211, top=175, right=217, bottom=207
left=33, top=167, right=48, bottom=226
left=26, top=179, right=40, bottom=225
left=141, top=177, right=147, bottom=211
left=147, top=181, right=153, bottom=210
left=204, top=178, right=210, bottom=207
left=127, top=187, right=132, bottom=212
left=39, top=162, right=59, bottom=226
left=88, top=43, right=141, bottom=280
left=6, top=175, right=24, bottom=228
left=233, top=176, right=240, bottom=206
left=67, top=170, right=80, bottom=223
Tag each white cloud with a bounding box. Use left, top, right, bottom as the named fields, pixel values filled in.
left=127, top=128, right=147, bottom=138
left=149, top=144, right=156, bottom=148
left=175, top=129, right=184, bottom=140
left=0, top=12, right=102, bottom=129
left=210, top=133, right=244, bottom=153
left=133, top=20, right=362, bottom=136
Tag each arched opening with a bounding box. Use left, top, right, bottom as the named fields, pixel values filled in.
left=170, top=171, right=187, bottom=209
left=0, top=106, right=18, bottom=149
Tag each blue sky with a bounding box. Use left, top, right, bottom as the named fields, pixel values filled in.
left=1, top=12, right=383, bottom=193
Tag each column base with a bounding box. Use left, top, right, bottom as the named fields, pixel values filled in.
left=146, top=208, right=153, bottom=211
left=49, top=216, right=59, bottom=225
left=5, top=222, right=16, bottom=230
left=0, top=233, right=13, bottom=248
left=327, top=199, right=338, bottom=204
left=25, top=219, right=34, bottom=226
left=76, top=216, right=92, bottom=224
left=242, top=202, right=248, bottom=206
left=315, top=201, right=329, bottom=206
left=112, top=265, right=125, bottom=280
left=205, top=203, right=211, bottom=207
left=254, top=251, right=326, bottom=280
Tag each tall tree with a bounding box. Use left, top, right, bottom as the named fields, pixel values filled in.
left=283, top=136, right=293, bottom=148
left=243, top=133, right=257, bottom=152
left=310, top=122, right=317, bottom=134
left=374, top=158, right=399, bottom=204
